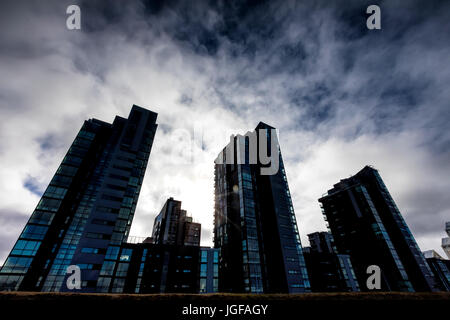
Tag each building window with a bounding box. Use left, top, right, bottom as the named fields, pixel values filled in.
left=36, top=198, right=62, bottom=212
left=116, top=263, right=130, bottom=277
left=99, top=261, right=116, bottom=276
left=111, top=278, right=125, bottom=293
left=0, top=275, right=24, bottom=291
left=11, top=240, right=41, bottom=256
left=96, top=277, right=111, bottom=293
left=1, top=256, right=33, bottom=273
left=120, top=248, right=133, bottom=261
left=56, top=165, right=78, bottom=177
left=43, top=186, right=68, bottom=199
left=86, top=232, right=111, bottom=240
left=29, top=210, right=54, bottom=225
left=201, top=250, right=208, bottom=263
left=105, top=246, right=120, bottom=260
left=20, top=225, right=48, bottom=240
left=199, top=278, right=207, bottom=293
left=200, top=264, right=207, bottom=277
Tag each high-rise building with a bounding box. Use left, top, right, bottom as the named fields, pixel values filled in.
left=442, top=222, right=450, bottom=259
left=96, top=241, right=202, bottom=294
left=319, top=166, right=438, bottom=292
left=214, top=122, right=310, bottom=293
left=0, top=105, right=158, bottom=292
left=94, top=244, right=219, bottom=294
left=95, top=199, right=217, bottom=294
left=423, top=250, right=450, bottom=292
left=152, top=198, right=201, bottom=247
left=304, top=232, right=359, bottom=292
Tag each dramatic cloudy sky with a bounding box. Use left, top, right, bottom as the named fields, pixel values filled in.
left=0, top=0, right=449, bottom=264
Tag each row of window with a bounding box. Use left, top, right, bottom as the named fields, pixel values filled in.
left=20, top=225, right=48, bottom=240
left=1, top=256, right=32, bottom=274
left=11, top=240, right=41, bottom=256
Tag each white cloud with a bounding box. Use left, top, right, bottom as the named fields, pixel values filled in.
left=0, top=0, right=449, bottom=265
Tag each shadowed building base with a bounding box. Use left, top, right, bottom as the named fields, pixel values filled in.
left=0, top=292, right=448, bottom=318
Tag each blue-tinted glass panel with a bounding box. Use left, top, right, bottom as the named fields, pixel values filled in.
left=36, top=197, right=62, bottom=212
left=11, top=240, right=41, bottom=256
left=29, top=210, right=54, bottom=225
left=43, top=186, right=68, bottom=199
left=99, top=261, right=116, bottom=276
left=119, top=248, right=132, bottom=261
left=105, top=245, right=120, bottom=259
left=1, top=257, right=33, bottom=273
left=20, top=225, right=48, bottom=240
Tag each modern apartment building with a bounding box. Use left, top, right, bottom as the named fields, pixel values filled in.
left=214, top=122, right=310, bottom=293
left=304, top=232, right=359, bottom=292
left=423, top=250, right=450, bottom=291
left=0, top=105, right=158, bottom=292
left=319, top=166, right=438, bottom=292
left=152, top=198, right=201, bottom=247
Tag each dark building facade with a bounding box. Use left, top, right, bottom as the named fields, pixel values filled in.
left=304, top=232, right=359, bottom=292
left=95, top=199, right=217, bottom=294
left=423, top=250, right=450, bottom=292
left=0, top=105, right=158, bottom=292
left=199, top=247, right=219, bottom=293
left=96, top=242, right=201, bottom=293
left=214, top=122, right=310, bottom=293
left=152, top=198, right=201, bottom=247
left=319, top=166, right=438, bottom=292
left=94, top=243, right=219, bottom=294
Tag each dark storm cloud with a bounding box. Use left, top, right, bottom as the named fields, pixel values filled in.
left=0, top=0, right=449, bottom=262
left=94, top=0, right=449, bottom=140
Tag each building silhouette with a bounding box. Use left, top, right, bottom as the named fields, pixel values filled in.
left=423, top=250, right=450, bottom=291
left=2, top=104, right=444, bottom=295
left=319, top=166, right=438, bottom=292
left=94, top=198, right=217, bottom=294
left=0, top=105, right=220, bottom=294
left=152, top=198, right=201, bottom=247
left=213, top=122, right=310, bottom=293
left=199, top=247, right=219, bottom=293
left=442, top=222, right=450, bottom=259
left=0, top=105, right=158, bottom=292
left=303, top=232, right=359, bottom=292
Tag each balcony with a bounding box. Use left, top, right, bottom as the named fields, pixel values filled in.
left=126, top=236, right=150, bottom=244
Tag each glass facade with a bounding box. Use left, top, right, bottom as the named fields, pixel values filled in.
left=425, top=257, right=450, bottom=291
left=319, top=166, right=439, bottom=292
left=0, top=105, right=158, bottom=292
left=214, top=122, right=310, bottom=293
left=304, top=232, right=360, bottom=292
left=238, top=164, right=264, bottom=293
left=152, top=198, right=201, bottom=247
left=199, top=248, right=219, bottom=293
